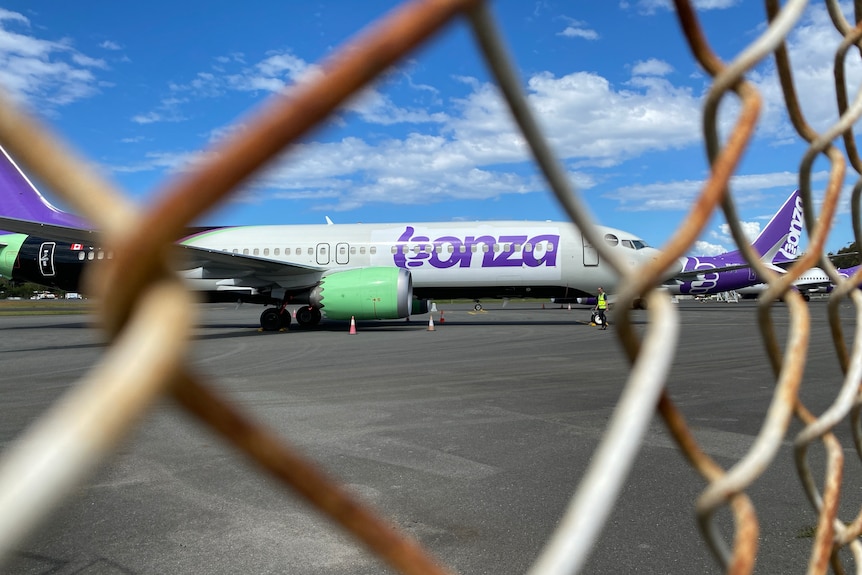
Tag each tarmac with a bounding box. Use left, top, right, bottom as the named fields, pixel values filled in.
left=0, top=298, right=857, bottom=574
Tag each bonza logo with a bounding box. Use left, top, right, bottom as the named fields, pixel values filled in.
left=392, top=226, right=560, bottom=269
left=681, top=257, right=719, bottom=295
left=777, top=196, right=804, bottom=260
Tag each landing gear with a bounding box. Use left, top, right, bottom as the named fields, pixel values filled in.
left=473, top=302, right=483, bottom=311
left=260, top=307, right=291, bottom=331
left=295, top=305, right=322, bottom=327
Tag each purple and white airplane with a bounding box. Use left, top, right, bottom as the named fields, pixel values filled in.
left=737, top=264, right=862, bottom=300
left=0, top=145, right=662, bottom=330
left=662, top=189, right=803, bottom=297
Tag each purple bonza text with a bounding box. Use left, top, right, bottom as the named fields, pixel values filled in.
left=392, top=226, right=560, bottom=269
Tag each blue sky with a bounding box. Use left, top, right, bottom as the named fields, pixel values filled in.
left=0, top=1, right=857, bottom=255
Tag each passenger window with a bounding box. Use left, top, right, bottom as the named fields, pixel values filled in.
left=243, top=249, right=249, bottom=255
left=370, top=247, right=377, bottom=255
left=359, top=247, right=365, bottom=255
left=274, top=248, right=280, bottom=256
left=524, top=243, right=532, bottom=252
left=263, top=248, right=270, bottom=256
left=78, top=252, right=85, bottom=261
left=253, top=248, right=260, bottom=256
left=88, top=252, right=94, bottom=261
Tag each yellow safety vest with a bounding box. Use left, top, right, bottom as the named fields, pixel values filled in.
left=597, top=293, right=607, bottom=310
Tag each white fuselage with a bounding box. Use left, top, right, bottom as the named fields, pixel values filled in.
left=179, top=220, right=659, bottom=299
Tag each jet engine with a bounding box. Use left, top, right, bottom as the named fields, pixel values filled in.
left=309, top=267, right=413, bottom=320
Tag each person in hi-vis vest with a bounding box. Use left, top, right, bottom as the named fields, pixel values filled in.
left=594, top=287, right=608, bottom=330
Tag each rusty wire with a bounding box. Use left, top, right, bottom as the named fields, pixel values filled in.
left=1, top=0, right=862, bottom=573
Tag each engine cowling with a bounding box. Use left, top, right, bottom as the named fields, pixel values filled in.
left=309, top=267, right=413, bottom=320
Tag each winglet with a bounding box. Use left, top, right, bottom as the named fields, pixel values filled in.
left=0, top=145, right=88, bottom=228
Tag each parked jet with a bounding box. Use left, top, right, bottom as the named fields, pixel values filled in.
left=737, top=264, right=861, bottom=300
left=662, top=189, right=803, bottom=297
left=0, top=146, right=661, bottom=330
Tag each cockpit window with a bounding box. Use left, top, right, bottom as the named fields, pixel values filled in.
left=603, top=233, right=619, bottom=247
left=622, top=239, right=634, bottom=249
left=631, top=240, right=649, bottom=250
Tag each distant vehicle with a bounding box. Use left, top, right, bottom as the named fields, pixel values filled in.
left=30, top=291, right=56, bottom=300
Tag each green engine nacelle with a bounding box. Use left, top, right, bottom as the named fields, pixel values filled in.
left=309, top=267, right=413, bottom=320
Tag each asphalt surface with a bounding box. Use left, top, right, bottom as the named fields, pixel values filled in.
left=0, top=299, right=857, bottom=574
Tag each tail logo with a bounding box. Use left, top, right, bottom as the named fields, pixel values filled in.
left=777, top=196, right=804, bottom=260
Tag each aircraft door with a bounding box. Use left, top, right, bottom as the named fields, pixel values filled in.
left=336, top=242, right=349, bottom=265
left=316, top=243, right=331, bottom=265
left=583, top=234, right=599, bottom=266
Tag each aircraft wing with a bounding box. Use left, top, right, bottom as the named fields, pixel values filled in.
left=177, top=244, right=325, bottom=277
left=672, top=262, right=754, bottom=279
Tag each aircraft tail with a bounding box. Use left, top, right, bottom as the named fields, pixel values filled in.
left=750, top=189, right=803, bottom=263
left=0, top=145, right=87, bottom=228
left=717, top=189, right=802, bottom=266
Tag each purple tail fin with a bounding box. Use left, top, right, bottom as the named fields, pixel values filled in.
left=751, top=189, right=803, bottom=262
left=0, top=146, right=87, bottom=228
left=717, top=189, right=802, bottom=264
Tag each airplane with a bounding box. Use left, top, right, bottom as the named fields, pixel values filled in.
left=662, top=188, right=802, bottom=297
left=737, top=264, right=862, bottom=300
left=0, top=145, right=662, bottom=330
left=565, top=188, right=803, bottom=307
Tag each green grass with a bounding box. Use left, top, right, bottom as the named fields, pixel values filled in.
left=0, top=299, right=93, bottom=316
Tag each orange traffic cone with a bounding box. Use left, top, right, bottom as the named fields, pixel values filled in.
left=349, top=316, right=357, bottom=335
left=439, top=310, right=445, bottom=324
left=427, top=316, right=436, bottom=331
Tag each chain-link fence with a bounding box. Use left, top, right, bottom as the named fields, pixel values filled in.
left=0, top=0, right=860, bottom=573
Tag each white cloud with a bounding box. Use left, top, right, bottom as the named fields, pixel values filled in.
left=0, top=9, right=106, bottom=111
left=692, top=240, right=727, bottom=256
left=631, top=59, right=673, bottom=77
left=557, top=18, right=599, bottom=40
